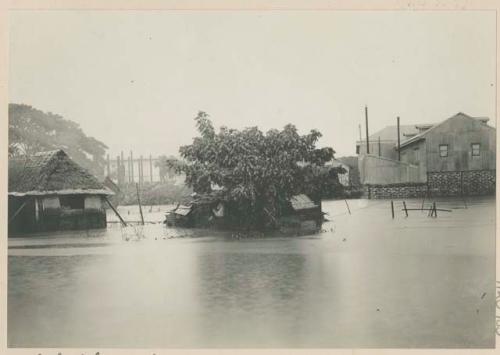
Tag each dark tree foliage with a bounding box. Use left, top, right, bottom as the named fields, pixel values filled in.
left=166, top=111, right=343, bottom=229
left=8, top=103, right=108, bottom=178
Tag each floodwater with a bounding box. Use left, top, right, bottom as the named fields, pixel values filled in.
left=8, top=198, right=495, bottom=348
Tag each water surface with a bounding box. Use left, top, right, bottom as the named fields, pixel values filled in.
left=8, top=198, right=495, bottom=348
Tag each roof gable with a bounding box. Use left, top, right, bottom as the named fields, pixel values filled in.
left=9, top=149, right=112, bottom=196
left=399, top=112, right=495, bottom=149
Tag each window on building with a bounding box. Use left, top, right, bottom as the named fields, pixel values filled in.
left=439, top=144, right=448, bottom=157
left=60, top=195, right=84, bottom=210
left=472, top=143, right=480, bottom=157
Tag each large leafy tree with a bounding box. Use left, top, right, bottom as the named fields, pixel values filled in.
left=8, top=103, right=108, bottom=178
left=167, top=111, right=343, bottom=229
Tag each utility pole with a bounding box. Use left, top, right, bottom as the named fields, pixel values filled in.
left=365, top=105, right=370, bottom=154
left=120, top=151, right=125, bottom=183
left=139, top=155, right=144, bottom=186
left=397, top=116, right=401, bottom=161
left=106, top=154, right=110, bottom=177
left=130, top=151, right=134, bottom=183
left=117, top=155, right=121, bottom=185
left=150, top=155, right=153, bottom=183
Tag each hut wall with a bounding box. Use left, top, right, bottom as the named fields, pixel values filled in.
left=8, top=194, right=107, bottom=236
left=8, top=196, right=37, bottom=235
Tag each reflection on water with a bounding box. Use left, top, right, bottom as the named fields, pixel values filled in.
left=8, top=198, right=496, bottom=348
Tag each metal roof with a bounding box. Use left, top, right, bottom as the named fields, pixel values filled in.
left=290, top=194, right=317, bottom=211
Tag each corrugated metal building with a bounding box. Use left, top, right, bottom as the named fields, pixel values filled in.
left=356, top=112, right=496, bottom=195
left=398, top=113, right=495, bottom=174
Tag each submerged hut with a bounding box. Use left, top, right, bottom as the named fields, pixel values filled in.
left=8, top=150, right=114, bottom=235
left=165, top=192, right=227, bottom=228
left=165, top=192, right=322, bottom=233
left=278, top=194, right=323, bottom=234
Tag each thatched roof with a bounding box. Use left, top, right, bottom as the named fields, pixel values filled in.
left=9, top=150, right=113, bottom=196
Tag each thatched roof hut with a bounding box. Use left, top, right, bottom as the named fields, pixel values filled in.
left=8, top=150, right=113, bottom=235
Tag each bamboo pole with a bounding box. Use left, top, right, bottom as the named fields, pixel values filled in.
left=136, top=183, right=145, bottom=225
left=345, top=199, right=351, bottom=215
left=8, top=199, right=29, bottom=225
left=104, top=197, right=127, bottom=226
left=403, top=208, right=451, bottom=212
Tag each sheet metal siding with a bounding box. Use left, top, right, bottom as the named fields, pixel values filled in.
left=400, top=140, right=427, bottom=181
left=424, top=117, right=495, bottom=172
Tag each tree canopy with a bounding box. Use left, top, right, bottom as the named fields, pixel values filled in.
left=9, top=103, right=108, bottom=178
left=166, top=111, right=344, bottom=229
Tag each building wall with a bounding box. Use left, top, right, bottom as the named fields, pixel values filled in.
left=358, top=154, right=423, bottom=184
left=411, top=115, right=496, bottom=173
left=357, top=141, right=399, bottom=160
left=400, top=140, right=427, bottom=182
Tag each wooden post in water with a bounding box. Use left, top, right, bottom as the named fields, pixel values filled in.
left=104, top=197, right=127, bottom=227
left=136, top=183, right=145, bottom=225
left=391, top=200, right=395, bottom=219
left=433, top=202, right=437, bottom=218
left=403, top=201, right=408, bottom=217
left=345, top=199, right=351, bottom=215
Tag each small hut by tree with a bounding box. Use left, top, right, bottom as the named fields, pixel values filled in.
left=8, top=150, right=114, bottom=235
left=163, top=111, right=343, bottom=231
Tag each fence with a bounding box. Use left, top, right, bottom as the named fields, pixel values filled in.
left=365, top=169, right=496, bottom=199
left=358, top=154, right=422, bottom=185
left=427, top=170, right=495, bottom=197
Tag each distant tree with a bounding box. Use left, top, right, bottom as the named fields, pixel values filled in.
left=8, top=103, right=108, bottom=177
left=165, top=111, right=342, bottom=229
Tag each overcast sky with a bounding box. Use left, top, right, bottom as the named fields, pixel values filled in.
left=9, top=10, right=496, bottom=158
